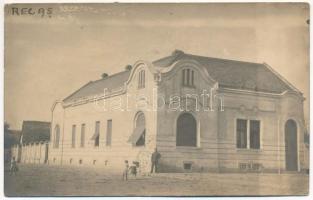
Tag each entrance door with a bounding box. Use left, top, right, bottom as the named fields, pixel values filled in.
left=285, top=119, right=298, bottom=171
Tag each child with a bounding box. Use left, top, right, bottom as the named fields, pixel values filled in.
left=10, top=157, right=18, bottom=175
left=129, top=161, right=138, bottom=177
left=122, top=160, right=129, bottom=181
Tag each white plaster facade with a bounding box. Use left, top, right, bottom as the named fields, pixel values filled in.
left=48, top=51, right=307, bottom=173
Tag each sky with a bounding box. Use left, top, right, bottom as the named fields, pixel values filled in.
left=4, top=3, right=309, bottom=130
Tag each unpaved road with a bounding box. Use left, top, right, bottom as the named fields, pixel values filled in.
left=4, top=164, right=309, bottom=196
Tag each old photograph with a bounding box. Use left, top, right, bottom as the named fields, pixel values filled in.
left=3, top=3, right=310, bottom=196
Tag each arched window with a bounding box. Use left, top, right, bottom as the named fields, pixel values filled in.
left=138, top=70, right=145, bottom=89
left=176, top=113, right=197, bottom=146
left=128, top=112, right=146, bottom=146
left=54, top=125, right=60, bottom=148
left=285, top=119, right=298, bottom=171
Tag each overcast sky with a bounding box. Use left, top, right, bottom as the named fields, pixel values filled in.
left=5, top=3, right=309, bottom=130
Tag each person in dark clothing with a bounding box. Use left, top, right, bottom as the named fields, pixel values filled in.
left=10, top=157, right=18, bottom=175
left=150, top=148, right=161, bottom=173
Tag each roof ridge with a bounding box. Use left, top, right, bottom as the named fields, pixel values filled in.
left=184, top=53, right=264, bottom=66
left=63, top=70, right=131, bottom=103
left=91, top=70, right=130, bottom=84
left=23, top=120, right=50, bottom=123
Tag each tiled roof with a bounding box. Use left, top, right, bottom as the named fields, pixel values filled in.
left=9, top=130, right=22, bottom=144
left=63, top=51, right=298, bottom=103
left=21, top=121, right=50, bottom=144
left=63, top=71, right=131, bottom=103
left=153, top=52, right=295, bottom=94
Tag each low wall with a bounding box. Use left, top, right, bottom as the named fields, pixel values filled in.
left=11, top=142, right=49, bottom=164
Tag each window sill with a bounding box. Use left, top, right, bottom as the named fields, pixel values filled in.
left=236, top=148, right=262, bottom=152
left=132, top=145, right=146, bottom=148
left=176, top=146, right=202, bottom=150
left=182, top=85, right=196, bottom=89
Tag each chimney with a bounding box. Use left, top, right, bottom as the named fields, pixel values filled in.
left=125, top=64, right=132, bottom=71
left=172, top=49, right=184, bottom=56
left=101, top=73, right=108, bottom=79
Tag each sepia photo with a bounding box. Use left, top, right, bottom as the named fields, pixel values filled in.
left=3, top=3, right=310, bottom=197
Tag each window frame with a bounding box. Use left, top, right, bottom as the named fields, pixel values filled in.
left=53, top=125, right=60, bottom=149
left=249, top=120, right=261, bottom=149
left=176, top=112, right=199, bottom=147
left=182, top=68, right=195, bottom=88
left=138, top=70, right=145, bottom=89
left=71, top=124, right=76, bottom=148
left=80, top=124, right=85, bottom=148
left=106, top=119, right=112, bottom=146
left=235, top=118, right=262, bottom=150
left=94, top=121, right=100, bottom=147
left=133, top=112, right=146, bottom=147
left=236, top=119, right=248, bottom=149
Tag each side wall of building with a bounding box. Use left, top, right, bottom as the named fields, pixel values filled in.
left=49, top=64, right=159, bottom=173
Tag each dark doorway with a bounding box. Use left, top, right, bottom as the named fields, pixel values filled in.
left=176, top=113, right=197, bottom=146
left=285, top=119, right=298, bottom=171
left=44, top=143, right=49, bottom=164
left=17, top=145, right=22, bottom=163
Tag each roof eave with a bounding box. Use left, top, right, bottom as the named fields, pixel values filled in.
left=263, top=62, right=303, bottom=96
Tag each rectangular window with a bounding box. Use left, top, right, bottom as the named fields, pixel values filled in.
left=250, top=120, right=260, bottom=149
left=106, top=119, right=112, bottom=146
left=138, top=70, right=145, bottom=89
left=182, top=69, right=195, bottom=87
left=138, top=71, right=141, bottom=88
left=191, top=70, right=194, bottom=86
left=143, top=71, right=145, bottom=88
left=183, top=69, right=188, bottom=85
left=94, top=121, right=100, bottom=147
left=80, top=124, right=85, bottom=147
left=236, top=119, right=247, bottom=148
left=186, top=69, right=190, bottom=85
left=71, top=125, right=76, bottom=148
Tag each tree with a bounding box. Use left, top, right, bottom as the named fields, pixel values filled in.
left=4, top=121, right=10, bottom=132
left=4, top=121, right=13, bottom=149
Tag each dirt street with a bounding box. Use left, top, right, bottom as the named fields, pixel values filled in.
left=4, top=164, right=309, bottom=196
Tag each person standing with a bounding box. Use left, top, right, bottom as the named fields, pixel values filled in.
left=122, top=160, right=129, bottom=181
left=150, top=148, right=161, bottom=174
left=10, top=157, right=18, bottom=175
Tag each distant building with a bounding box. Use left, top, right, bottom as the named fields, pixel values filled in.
left=4, top=129, right=21, bottom=163
left=11, top=121, right=50, bottom=164
left=49, top=50, right=306, bottom=173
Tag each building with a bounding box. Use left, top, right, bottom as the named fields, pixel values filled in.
left=11, top=121, right=50, bottom=164
left=49, top=50, right=307, bottom=173
left=4, top=127, right=21, bottom=163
